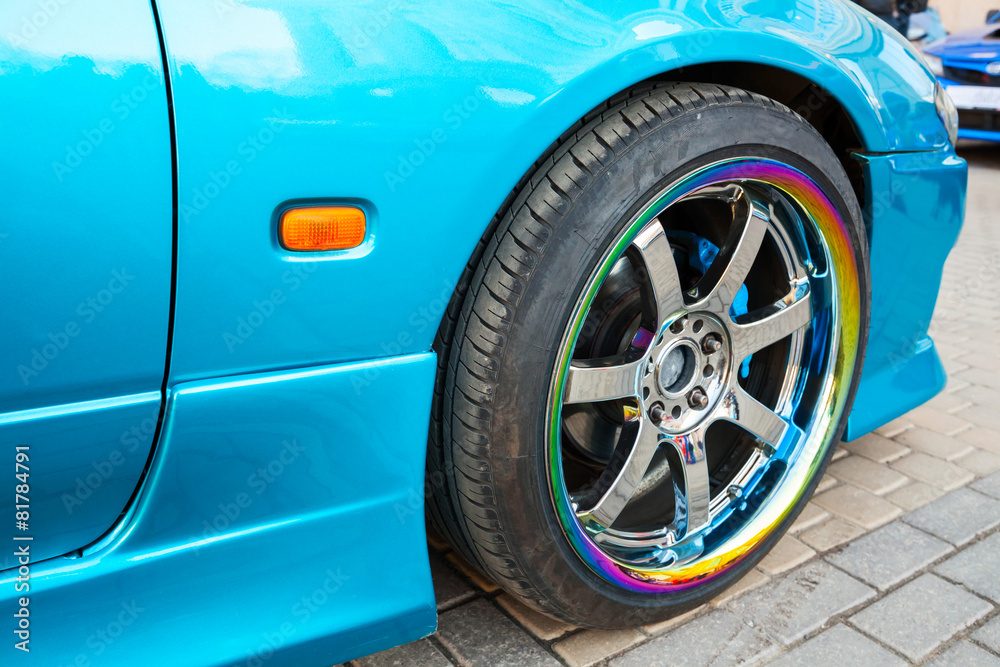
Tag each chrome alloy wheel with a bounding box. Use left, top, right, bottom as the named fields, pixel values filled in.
left=547, top=158, right=861, bottom=592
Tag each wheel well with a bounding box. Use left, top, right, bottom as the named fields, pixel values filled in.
left=656, top=62, right=868, bottom=225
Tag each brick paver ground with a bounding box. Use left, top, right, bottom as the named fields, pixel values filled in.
left=353, top=145, right=1000, bottom=666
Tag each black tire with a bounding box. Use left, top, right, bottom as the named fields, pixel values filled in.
left=429, top=82, right=869, bottom=627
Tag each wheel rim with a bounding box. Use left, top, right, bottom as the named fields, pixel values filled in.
left=546, top=157, right=862, bottom=593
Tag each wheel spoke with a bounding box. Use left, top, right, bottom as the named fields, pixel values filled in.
left=663, top=428, right=711, bottom=537
left=630, top=220, right=685, bottom=327
left=564, top=358, right=644, bottom=405
left=692, top=191, right=771, bottom=313
left=732, top=291, right=812, bottom=362
left=576, top=416, right=661, bottom=528
left=716, top=385, right=794, bottom=447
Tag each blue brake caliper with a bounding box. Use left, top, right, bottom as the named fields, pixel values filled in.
left=671, top=232, right=752, bottom=378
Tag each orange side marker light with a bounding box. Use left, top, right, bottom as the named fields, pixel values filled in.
left=280, top=206, right=366, bottom=251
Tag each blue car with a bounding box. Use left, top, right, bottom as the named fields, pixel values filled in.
left=0, top=1, right=966, bottom=665
left=924, top=11, right=1000, bottom=141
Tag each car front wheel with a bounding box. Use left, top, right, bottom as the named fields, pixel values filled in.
left=429, top=82, right=869, bottom=627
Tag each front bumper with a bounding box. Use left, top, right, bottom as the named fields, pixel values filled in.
left=844, top=147, right=967, bottom=440
left=937, top=76, right=1000, bottom=142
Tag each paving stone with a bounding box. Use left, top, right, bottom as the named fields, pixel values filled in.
left=903, top=488, right=1000, bottom=546
left=958, top=385, right=1000, bottom=410
left=832, top=446, right=848, bottom=461
left=960, top=405, right=1000, bottom=432
left=765, top=624, right=905, bottom=667
left=971, top=615, right=1000, bottom=653
left=959, top=427, right=1000, bottom=454
left=927, top=640, right=1000, bottom=667
left=610, top=609, right=778, bottom=667
left=955, top=369, right=1000, bottom=394
left=876, top=418, right=913, bottom=438
left=886, top=481, right=945, bottom=511
left=641, top=606, right=704, bottom=636
left=798, top=518, right=866, bottom=552
left=811, top=484, right=901, bottom=529
left=945, top=380, right=972, bottom=395
left=496, top=594, right=576, bottom=641
left=353, top=638, right=452, bottom=667
left=789, top=503, right=829, bottom=534
left=554, top=629, right=645, bottom=667
left=936, top=532, right=1000, bottom=602
left=972, top=471, right=1000, bottom=499
left=957, top=448, right=1000, bottom=476
left=437, top=599, right=559, bottom=667
left=928, top=392, right=974, bottom=414
left=906, top=406, right=973, bottom=436
left=891, top=453, right=975, bottom=491
left=758, top=536, right=815, bottom=576
left=710, top=570, right=770, bottom=607
left=935, top=343, right=970, bottom=360
left=827, top=456, right=910, bottom=495
left=431, top=554, right=477, bottom=610
left=825, top=521, right=953, bottom=590
left=842, top=433, right=911, bottom=464
left=446, top=553, right=500, bottom=593
left=815, top=474, right=837, bottom=494
left=850, top=574, right=992, bottom=661
left=895, top=428, right=975, bottom=461
left=727, top=561, right=874, bottom=645
left=943, top=356, right=972, bottom=376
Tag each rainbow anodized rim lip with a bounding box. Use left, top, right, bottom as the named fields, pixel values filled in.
left=545, top=157, right=861, bottom=594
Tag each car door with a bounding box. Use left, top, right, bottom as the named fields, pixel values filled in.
left=0, top=0, right=172, bottom=564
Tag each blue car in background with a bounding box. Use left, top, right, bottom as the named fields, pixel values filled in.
left=925, top=11, right=1000, bottom=141
left=0, top=1, right=966, bottom=665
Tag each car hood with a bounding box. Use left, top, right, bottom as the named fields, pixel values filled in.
left=925, top=24, right=1000, bottom=61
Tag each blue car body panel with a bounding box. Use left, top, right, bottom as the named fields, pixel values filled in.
left=843, top=149, right=967, bottom=439
left=0, top=0, right=965, bottom=664
left=0, top=0, right=171, bottom=563
left=0, top=355, right=437, bottom=666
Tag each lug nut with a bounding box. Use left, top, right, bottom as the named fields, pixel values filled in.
left=687, top=387, right=709, bottom=410
left=650, top=403, right=666, bottom=422
left=701, top=333, right=723, bottom=354
left=727, top=485, right=743, bottom=501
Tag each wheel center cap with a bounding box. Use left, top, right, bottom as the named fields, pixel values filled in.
left=658, top=343, right=697, bottom=395
left=645, top=314, right=732, bottom=434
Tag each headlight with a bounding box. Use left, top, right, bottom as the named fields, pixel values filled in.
left=935, top=83, right=959, bottom=146
left=923, top=53, right=945, bottom=77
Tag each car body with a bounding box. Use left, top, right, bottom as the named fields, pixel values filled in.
left=0, top=0, right=965, bottom=665
left=924, top=12, right=1000, bottom=141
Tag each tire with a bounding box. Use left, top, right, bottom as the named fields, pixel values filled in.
left=429, top=82, right=869, bottom=627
